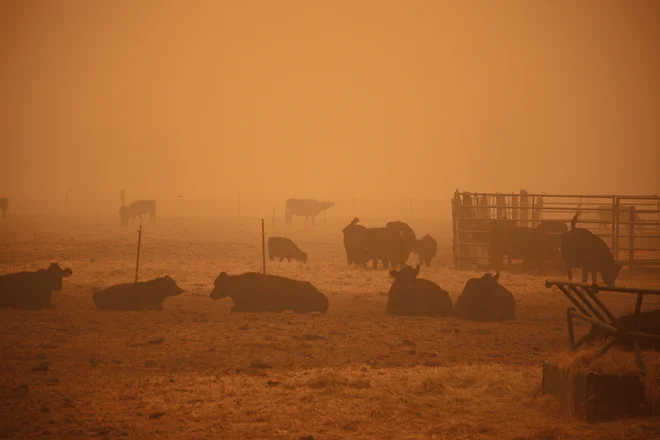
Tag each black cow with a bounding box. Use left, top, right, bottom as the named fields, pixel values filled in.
left=119, top=200, right=156, bottom=226
left=386, top=264, right=453, bottom=317
left=342, top=218, right=369, bottom=266
left=210, top=272, right=329, bottom=313
left=583, top=310, right=660, bottom=350
left=285, top=198, right=334, bottom=225
left=0, top=263, right=73, bottom=309
left=454, top=273, right=515, bottom=321
left=92, top=276, right=184, bottom=311
left=268, top=237, right=308, bottom=263
left=561, top=214, right=621, bottom=287
left=489, top=226, right=563, bottom=273
left=361, top=221, right=416, bottom=270
left=385, top=221, right=416, bottom=268
left=413, top=234, right=437, bottom=267
left=0, top=198, right=7, bottom=220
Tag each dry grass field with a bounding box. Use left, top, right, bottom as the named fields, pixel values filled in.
left=1, top=216, right=659, bottom=440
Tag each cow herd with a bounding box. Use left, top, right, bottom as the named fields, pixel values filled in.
left=0, top=259, right=515, bottom=322
left=466, top=213, right=622, bottom=287
left=0, top=209, right=620, bottom=324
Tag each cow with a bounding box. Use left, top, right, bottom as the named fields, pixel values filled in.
left=535, top=220, right=568, bottom=248
left=268, top=237, right=308, bottom=263
left=413, top=234, right=438, bottom=267
left=583, top=310, right=660, bottom=351
left=386, top=264, right=453, bottom=317
left=488, top=226, right=563, bottom=273
left=285, top=198, right=334, bottom=225
left=454, top=273, right=515, bottom=321
left=342, top=218, right=369, bottom=266
left=0, top=263, right=73, bottom=309
left=119, top=200, right=156, bottom=226
left=384, top=221, right=416, bottom=268
left=92, top=276, right=184, bottom=311
left=0, top=198, right=7, bottom=220
left=210, top=272, right=329, bottom=314
left=466, top=218, right=517, bottom=265
left=561, top=213, right=621, bottom=287
left=597, top=205, right=644, bottom=232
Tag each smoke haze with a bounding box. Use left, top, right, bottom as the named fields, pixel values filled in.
left=2, top=0, right=659, bottom=205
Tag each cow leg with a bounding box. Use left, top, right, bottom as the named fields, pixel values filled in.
left=592, top=272, right=598, bottom=285
left=521, top=259, right=528, bottom=273
left=279, top=257, right=284, bottom=262
left=581, top=269, right=589, bottom=283
left=372, top=259, right=378, bottom=270
left=287, top=258, right=291, bottom=262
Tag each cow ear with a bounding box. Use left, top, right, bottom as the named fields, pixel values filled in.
left=389, top=270, right=398, bottom=279
left=414, top=264, right=420, bottom=276
left=493, top=273, right=500, bottom=282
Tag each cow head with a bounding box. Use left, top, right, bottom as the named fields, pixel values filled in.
left=387, top=264, right=421, bottom=315
left=46, top=263, right=73, bottom=291
left=154, top=275, right=184, bottom=297
left=320, top=201, right=335, bottom=210
left=601, top=263, right=622, bottom=288
left=210, top=272, right=230, bottom=300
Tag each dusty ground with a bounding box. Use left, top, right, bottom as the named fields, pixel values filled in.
left=1, top=216, right=659, bottom=440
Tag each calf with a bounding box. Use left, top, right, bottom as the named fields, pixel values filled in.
left=386, top=264, right=453, bottom=317
left=268, top=237, right=308, bottom=263
left=454, top=273, right=515, bottom=321
left=92, top=276, right=184, bottom=311
left=413, top=234, right=437, bottom=267
left=210, top=272, right=328, bottom=314
left=561, top=214, right=621, bottom=286
left=489, top=226, right=563, bottom=273
left=0, top=263, right=73, bottom=309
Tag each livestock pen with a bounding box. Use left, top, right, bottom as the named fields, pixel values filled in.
left=451, top=191, right=660, bottom=275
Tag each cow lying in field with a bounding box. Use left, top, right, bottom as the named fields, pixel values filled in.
left=454, top=273, right=515, bottom=321
left=210, top=272, right=329, bottom=314
left=0, top=263, right=73, bottom=309
left=92, top=276, right=184, bottom=310
left=386, top=264, right=453, bottom=317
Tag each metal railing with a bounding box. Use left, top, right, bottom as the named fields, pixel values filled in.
left=545, top=280, right=660, bottom=375
left=451, top=191, right=660, bottom=274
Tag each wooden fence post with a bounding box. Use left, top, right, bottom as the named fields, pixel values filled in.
left=135, top=225, right=143, bottom=283
left=261, top=218, right=266, bottom=274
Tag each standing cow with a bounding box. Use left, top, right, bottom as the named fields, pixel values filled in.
left=285, top=198, right=334, bottom=225
left=92, top=276, right=184, bottom=311
left=0, top=198, right=7, bottom=220
left=0, top=263, right=73, bottom=309
left=268, top=237, right=308, bottom=263
left=342, top=218, right=369, bottom=266
left=386, top=264, right=453, bottom=317
left=413, top=234, right=438, bottom=267
left=119, top=200, right=157, bottom=226
left=489, top=226, right=563, bottom=273
left=210, top=272, right=329, bottom=313
left=561, top=213, right=621, bottom=287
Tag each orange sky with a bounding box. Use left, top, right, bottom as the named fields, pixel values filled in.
left=1, top=0, right=659, bottom=202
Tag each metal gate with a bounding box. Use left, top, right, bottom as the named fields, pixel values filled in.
left=451, top=191, right=660, bottom=274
